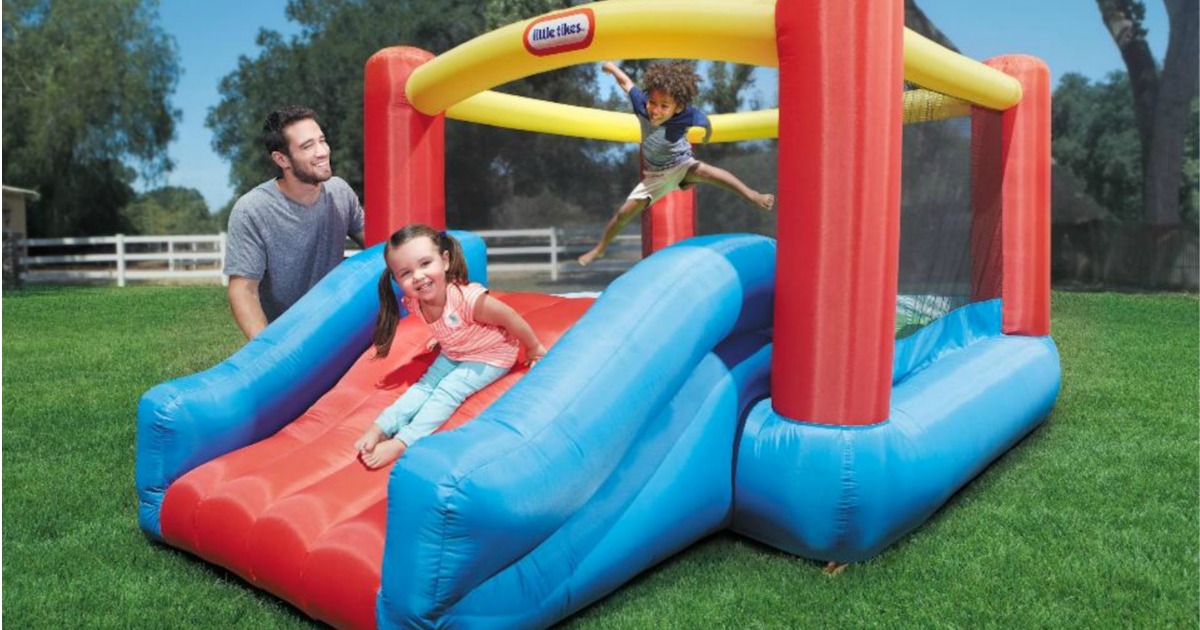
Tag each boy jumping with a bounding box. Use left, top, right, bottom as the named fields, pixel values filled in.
left=579, top=61, right=774, bottom=267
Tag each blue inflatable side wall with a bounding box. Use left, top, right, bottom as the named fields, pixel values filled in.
left=376, top=234, right=776, bottom=629
left=733, top=300, right=1061, bottom=562
left=135, top=232, right=487, bottom=539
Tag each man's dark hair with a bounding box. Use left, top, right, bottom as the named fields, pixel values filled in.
left=263, top=105, right=318, bottom=156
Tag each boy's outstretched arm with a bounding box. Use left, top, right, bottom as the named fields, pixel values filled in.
left=602, top=61, right=634, bottom=94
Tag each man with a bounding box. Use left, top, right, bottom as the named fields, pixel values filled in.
left=224, top=106, right=365, bottom=339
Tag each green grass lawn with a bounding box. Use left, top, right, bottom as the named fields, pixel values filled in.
left=4, top=287, right=1197, bottom=628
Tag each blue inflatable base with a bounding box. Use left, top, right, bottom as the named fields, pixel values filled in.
left=734, top=300, right=1061, bottom=562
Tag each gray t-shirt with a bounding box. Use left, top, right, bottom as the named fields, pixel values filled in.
left=224, top=176, right=364, bottom=321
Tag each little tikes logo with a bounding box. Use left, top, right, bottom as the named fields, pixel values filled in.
left=523, top=8, right=595, bottom=57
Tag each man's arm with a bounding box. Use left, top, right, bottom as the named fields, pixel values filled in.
left=349, top=230, right=365, bottom=249
left=228, top=276, right=268, bottom=340
left=602, top=61, right=634, bottom=94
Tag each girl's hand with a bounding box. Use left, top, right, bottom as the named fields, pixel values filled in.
left=601, top=61, right=618, bottom=75
left=525, top=343, right=547, bottom=367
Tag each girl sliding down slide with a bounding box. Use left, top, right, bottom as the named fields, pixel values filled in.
left=354, top=224, right=547, bottom=468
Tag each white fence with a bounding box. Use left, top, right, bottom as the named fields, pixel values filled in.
left=19, top=229, right=641, bottom=286
left=21, top=234, right=228, bottom=287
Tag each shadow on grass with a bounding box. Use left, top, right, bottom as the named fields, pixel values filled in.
left=146, top=538, right=324, bottom=628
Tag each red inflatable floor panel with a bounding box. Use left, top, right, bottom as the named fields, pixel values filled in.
left=159, top=293, right=593, bottom=629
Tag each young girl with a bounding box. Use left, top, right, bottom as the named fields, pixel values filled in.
left=578, top=60, right=774, bottom=266
left=354, top=224, right=547, bottom=469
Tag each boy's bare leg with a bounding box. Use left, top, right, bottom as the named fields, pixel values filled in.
left=684, top=162, right=775, bottom=210
left=579, top=197, right=650, bottom=266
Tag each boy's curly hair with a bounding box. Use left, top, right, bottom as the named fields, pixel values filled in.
left=642, top=61, right=702, bottom=107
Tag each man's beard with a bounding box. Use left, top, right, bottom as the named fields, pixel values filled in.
left=290, top=159, right=332, bottom=185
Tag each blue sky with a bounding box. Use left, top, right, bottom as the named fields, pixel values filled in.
left=154, top=1, right=299, bottom=211
left=152, top=1, right=1169, bottom=213
left=918, top=0, right=1167, bottom=83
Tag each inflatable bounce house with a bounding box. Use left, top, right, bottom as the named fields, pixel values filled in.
left=136, top=1, right=1059, bottom=627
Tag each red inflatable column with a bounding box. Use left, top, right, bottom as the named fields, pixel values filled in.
left=970, top=56, right=1051, bottom=335
left=641, top=188, right=696, bottom=257
left=363, top=47, right=446, bottom=246
left=772, top=1, right=903, bottom=425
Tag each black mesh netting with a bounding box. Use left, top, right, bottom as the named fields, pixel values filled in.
left=896, top=85, right=997, bottom=338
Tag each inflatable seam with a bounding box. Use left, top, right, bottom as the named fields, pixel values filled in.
left=833, top=430, right=858, bottom=559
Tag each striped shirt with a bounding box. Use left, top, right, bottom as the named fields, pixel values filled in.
left=403, top=282, right=519, bottom=369
left=628, top=86, right=712, bottom=172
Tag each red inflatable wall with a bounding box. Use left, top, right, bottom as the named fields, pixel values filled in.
left=363, top=47, right=446, bottom=244
left=642, top=188, right=696, bottom=257
left=970, top=56, right=1051, bottom=336
left=771, top=1, right=904, bottom=426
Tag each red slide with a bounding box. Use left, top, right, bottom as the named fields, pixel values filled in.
left=158, top=292, right=593, bottom=630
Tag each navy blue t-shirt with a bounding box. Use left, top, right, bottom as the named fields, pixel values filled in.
left=628, top=86, right=712, bottom=171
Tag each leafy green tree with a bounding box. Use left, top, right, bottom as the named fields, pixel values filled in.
left=905, top=0, right=959, bottom=51
left=122, top=186, right=215, bottom=235
left=2, top=0, right=180, bottom=236
left=1053, top=72, right=1145, bottom=221
left=1053, top=71, right=1199, bottom=224
left=207, top=0, right=622, bottom=232
left=699, top=62, right=759, bottom=114
left=692, top=61, right=775, bottom=236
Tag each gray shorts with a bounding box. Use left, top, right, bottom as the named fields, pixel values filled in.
left=627, top=158, right=699, bottom=204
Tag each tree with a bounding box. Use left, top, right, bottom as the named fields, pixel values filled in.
left=122, top=186, right=215, bottom=235
left=207, top=0, right=622, bottom=232
left=2, top=0, right=180, bottom=236
left=1053, top=72, right=1145, bottom=221
left=698, top=62, right=759, bottom=114
left=1183, top=98, right=1199, bottom=227
left=904, top=0, right=959, bottom=51
left=1096, top=0, right=1198, bottom=225
left=693, top=61, right=776, bottom=237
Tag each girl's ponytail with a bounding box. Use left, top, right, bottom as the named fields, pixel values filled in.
left=372, top=270, right=401, bottom=358
left=439, top=231, right=469, bottom=285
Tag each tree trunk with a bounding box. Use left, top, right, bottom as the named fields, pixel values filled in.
left=1097, top=0, right=1199, bottom=227
left=1145, top=0, right=1199, bottom=225
left=1097, top=0, right=1160, bottom=164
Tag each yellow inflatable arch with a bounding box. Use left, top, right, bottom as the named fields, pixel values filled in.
left=404, top=0, right=1023, bottom=144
